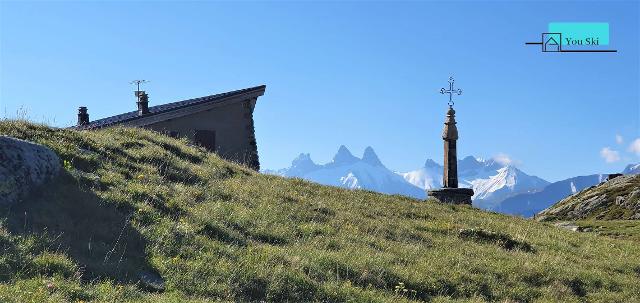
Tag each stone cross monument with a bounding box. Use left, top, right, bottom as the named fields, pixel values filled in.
left=427, top=77, right=474, bottom=205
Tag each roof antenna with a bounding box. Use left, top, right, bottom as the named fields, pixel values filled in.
left=130, top=80, right=150, bottom=115
left=130, top=80, right=149, bottom=93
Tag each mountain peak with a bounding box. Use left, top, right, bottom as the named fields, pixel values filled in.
left=424, top=159, right=441, bottom=168
left=278, top=153, right=320, bottom=177
left=291, top=153, right=315, bottom=167
left=458, top=155, right=483, bottom=171
left=362, top=146, right=383, bottom=166
left=333, top=145, right=359, bottom=164
left=623, top=163, right=640, bottom=175
left=482, top=158, right=505, bottom=170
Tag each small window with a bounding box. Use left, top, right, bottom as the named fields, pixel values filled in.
left=194, top=130, right=216, bottom=151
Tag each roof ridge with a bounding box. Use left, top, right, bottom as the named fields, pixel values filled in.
left=74, top=85, right=266, bottom=129
left=164, top=85, right=266, bottom=108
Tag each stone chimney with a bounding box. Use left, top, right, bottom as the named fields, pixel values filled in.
left=77, top=106, right=89, bottom=126
left=136, top=91, right=149, bottom=116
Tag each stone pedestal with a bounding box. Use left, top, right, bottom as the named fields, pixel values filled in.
left=427, top=188, right=474, bottom=205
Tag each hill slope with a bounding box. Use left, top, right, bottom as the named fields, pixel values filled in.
left=497, top=174, right=606, bottom=218
left=537, top=174, right=640, bottom=222
left=1, top=121, right=640, bottom=302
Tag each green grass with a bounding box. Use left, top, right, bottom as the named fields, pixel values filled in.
left=1, top=120, right=640, bottom=302
left=574, top=220, right=640, bottom=242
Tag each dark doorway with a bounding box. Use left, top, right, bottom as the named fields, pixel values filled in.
left=194, top=130, right=216, bottom=151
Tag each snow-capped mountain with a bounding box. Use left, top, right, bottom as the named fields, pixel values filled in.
left=400, top=156, right=549, bottom=210
left=623, top=163, right=640, bottom=175
left=266, top=150, right=634, bottom=216
left=496, top=174, right=606, bottom=218
left=269, top=149, right=549, bottom=211
left=399, top=159, right=443, bottom=190
left=486, top=161, right=639, bottom=217
left=268, top=146, right=425, bottom=199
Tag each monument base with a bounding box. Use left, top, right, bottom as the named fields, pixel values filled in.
left=427, top=188, right=474, bottom=205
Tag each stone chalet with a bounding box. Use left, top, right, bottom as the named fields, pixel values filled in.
left=74, top=85, right=266, bottom=170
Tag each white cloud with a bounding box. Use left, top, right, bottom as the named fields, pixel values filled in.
left=493, top=153, right=514, bottom=166
left=629, top=138, right=640, bottom=156
left=615, top=134, right=624, bottom=145
left=600, top=147, right=620, bottom=163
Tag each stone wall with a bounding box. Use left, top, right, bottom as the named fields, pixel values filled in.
left=145, top=98, right=260, bottom=170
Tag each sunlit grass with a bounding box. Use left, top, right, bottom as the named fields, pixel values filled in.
left=0, top=120, right=639, bottom=302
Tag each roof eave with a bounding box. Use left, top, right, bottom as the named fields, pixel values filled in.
left=70, top=85, right=266, bottom=130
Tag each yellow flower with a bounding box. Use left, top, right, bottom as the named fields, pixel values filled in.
left=136, top=174, right=145, bottom=180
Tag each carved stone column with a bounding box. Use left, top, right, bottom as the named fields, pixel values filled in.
left=427, top=105, right=473, bottom=205
left=443, top=106, right=458, bottom=188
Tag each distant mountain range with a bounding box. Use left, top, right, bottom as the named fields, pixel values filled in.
left=266, top=146, right=550, bottom=211
left=266, top=146, right=424, bottom=198
left=500, top=162, right=639, bottom=217
left=400, top=156, right=549, bottom=210
left=265, top=147, right=639, bottom=217
left=495, top=174, right=607, bottom=217
left=536, top=174, right=640, bottom=221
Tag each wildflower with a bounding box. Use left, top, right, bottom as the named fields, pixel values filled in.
left=46, top=281, right=55, bottom=291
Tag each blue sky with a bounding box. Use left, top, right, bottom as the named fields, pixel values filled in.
left=1, top=1, right=638, bottom=182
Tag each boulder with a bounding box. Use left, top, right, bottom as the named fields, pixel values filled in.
left=138, top=270, right=165, bottom=292
left=0, top=136, right=61, bottom=206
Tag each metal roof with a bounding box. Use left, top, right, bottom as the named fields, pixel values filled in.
left=75, top=85, right=266, bottom=129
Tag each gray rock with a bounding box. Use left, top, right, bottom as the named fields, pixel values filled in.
left=628, top=189, right=640, bottom=204
left=138, top=270, right=165, bottom=292
left=0, top=136, right=61, bottom=206
left=554, top=222, right=580, bottom=232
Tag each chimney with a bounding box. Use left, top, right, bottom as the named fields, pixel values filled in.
left=77, top=106, right=89, bottom=126
left=136, top=91, right=149, bottom=116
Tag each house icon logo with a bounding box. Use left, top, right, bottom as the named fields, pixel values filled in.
left=542, top=33, right=562, bottom=52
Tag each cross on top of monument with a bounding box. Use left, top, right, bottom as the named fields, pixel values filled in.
left=440, top=76, right=462, bottom=107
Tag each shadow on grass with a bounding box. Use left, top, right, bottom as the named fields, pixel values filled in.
left=4, top=171, right=159, bottom=286
left=459, top=228, right=535, bottom=253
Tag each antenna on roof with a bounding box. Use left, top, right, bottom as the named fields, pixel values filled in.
left=130, top=80, right=150, bottom=115
left=130, top=80, right=149, bottom=93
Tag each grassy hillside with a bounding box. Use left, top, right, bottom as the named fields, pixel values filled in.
left=1, top=121, right=639, bottom=302
left=572, top=220, right=640, bottom=242
left=537, top=175, right=640, bottom=222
